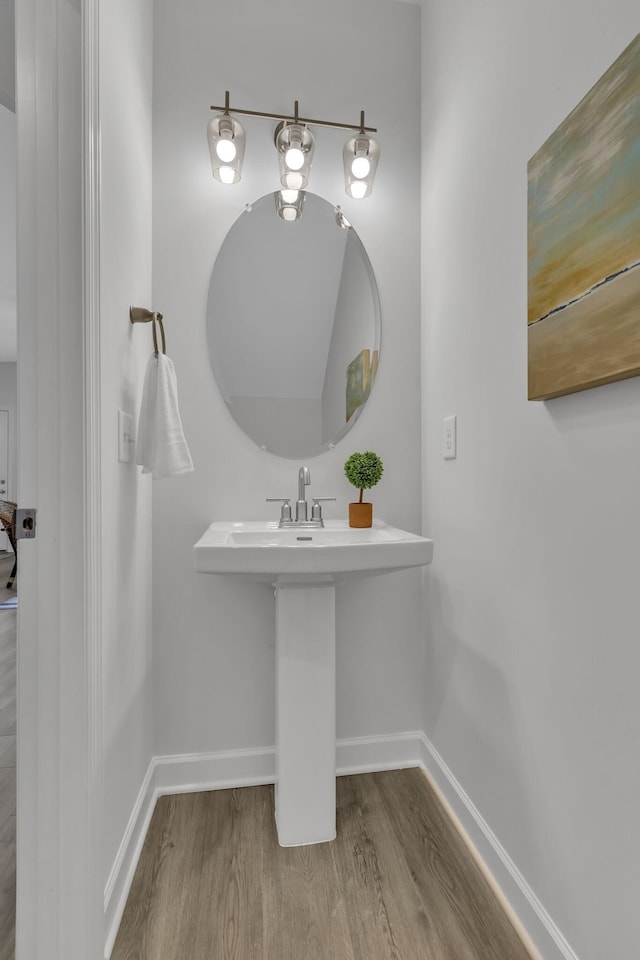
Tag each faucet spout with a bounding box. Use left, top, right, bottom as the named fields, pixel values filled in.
left=298, top=466, right=310, bottom=502
left=296, top=466, right=311, bottom=522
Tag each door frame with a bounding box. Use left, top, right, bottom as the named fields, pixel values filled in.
left=0, top=409, right=11, bottom=496
left=0, top=408, right=10, bottom=550
left=16, top=0, right=103, bottom=957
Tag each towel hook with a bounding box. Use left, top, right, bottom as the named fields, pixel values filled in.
left=130, top=305, right=166, bottom=356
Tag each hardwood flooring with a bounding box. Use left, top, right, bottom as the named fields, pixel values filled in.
left=0, top=554, right=16, bottom=960
left=0, top=554, right=535, bottom=960
left=112, top=768, right=534, bottom=960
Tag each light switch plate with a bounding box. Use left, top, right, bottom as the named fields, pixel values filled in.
left=118, top=410, right=134, bottom=463
left=443, top=415, right=457, bottom=459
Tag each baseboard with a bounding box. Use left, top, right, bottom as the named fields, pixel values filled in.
left=153, top=744, right=277, bottom=794
left=419, top=733, right=580, bottom=960
left=103, top=760, right=157, bottom=960
left=337, top=730, right=423, bottom=774
left=103, top=731, right=422, bottom=957
left=151, top=732, right=424, bottom=796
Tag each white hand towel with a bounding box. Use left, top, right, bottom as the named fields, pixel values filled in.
left=136, top=353, right=194, bottom=478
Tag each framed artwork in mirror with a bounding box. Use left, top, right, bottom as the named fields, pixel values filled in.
left=346, top=348, right=379, bottom=422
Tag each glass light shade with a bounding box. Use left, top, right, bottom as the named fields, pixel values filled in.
left=275, top=122, right=315, bottom=190
left=274, top=189, right=306, bottom=222
left=281, top=170, right=305, bottom=190
left=347, top=180, right=368, bottom=199
left=343, top=132, right=380, bottom=199
left=218, top=166, right=236, bottom=185
left=207, top=113, right=246, bottom=184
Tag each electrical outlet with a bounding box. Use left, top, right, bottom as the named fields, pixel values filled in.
left=443, top=415, right=457, bottom=459
left=118, top=410, right=134, bottom=463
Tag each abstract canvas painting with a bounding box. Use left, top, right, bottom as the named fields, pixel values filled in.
left=528, top=34, right=640, bottom=400
left=346, top=348, right=378, bottom=422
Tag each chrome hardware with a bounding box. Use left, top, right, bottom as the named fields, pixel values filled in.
left=266, top=497, right=292, bottom=523
left=311, top=497, right=336, bottom=522
left=267, top=467, right=335, bottom=528
left=296, top=466, right=311, bottom=522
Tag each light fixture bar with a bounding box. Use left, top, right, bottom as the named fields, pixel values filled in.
left=210, top=93, right=377, bottom=134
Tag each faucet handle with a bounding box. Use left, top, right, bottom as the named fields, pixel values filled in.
left=311, top=497, right=336, bottom=522
left=266, top=497, right=292, bottom=523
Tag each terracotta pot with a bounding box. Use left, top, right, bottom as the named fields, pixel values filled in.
left=349, top=502, right=373, bottom=528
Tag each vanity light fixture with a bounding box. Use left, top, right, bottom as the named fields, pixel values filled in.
left=207, top=91, right=246, bottom=184
left=275, top=189, right=306, bottom=222
left=208, top=92, right=379, bottom=198
left=275, top=120, right=315, bottom=190
left=343, top=113, right=380, bottom=199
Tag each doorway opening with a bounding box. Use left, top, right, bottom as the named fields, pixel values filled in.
left=0, top=31, right=17, bottom=956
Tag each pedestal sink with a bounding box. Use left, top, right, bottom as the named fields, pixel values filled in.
left=194, top=519, right=433, bottom=846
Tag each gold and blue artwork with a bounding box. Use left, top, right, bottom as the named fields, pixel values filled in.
left=528, top=34, right=640, bottom=399
left=346, top=349, right=378, bottom=422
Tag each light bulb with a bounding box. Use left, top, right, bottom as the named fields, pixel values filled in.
left=285, top=146, right=305, bottom=170
left=282, top=207, right=297, bottom=222
left=283, top=171, right=304, bottom=190
left=216, top=137, right=237, bottom=163
left=348, top=180, right=368, bottom=199
left=218, top=166, right=235, bottom=184
left=351, top=155, right=370, bottom=179
left=281, top=190, right=299, bottom=203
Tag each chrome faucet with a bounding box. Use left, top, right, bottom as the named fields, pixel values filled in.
left=296, top=466, right=311, bottom=521
left=266, top=465, right=336, bottom=528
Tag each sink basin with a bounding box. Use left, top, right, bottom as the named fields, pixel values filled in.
left=193, top=518, right=433, bottom=582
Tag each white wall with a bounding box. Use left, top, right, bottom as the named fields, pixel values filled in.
left=0, top=0, right=14, bottom=113
left=209, top=194, right=346, bottom=401
left=229, top=396, right=323, bottom=458
left=152, top=0, right=423, bottom=758
left=421, top=5, right=640, bottom=959
left=0, top=107, right=16, bottom=500
left=0, top=105, right=16, bottom=361
left=100, top=0, right=154, bottom=899
left=322, top=231, right=379, bottom=442
left=0, top=362, right=16, bottom=499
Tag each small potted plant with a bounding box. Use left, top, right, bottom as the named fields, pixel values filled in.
left=344, top=451, right=384, bottom=528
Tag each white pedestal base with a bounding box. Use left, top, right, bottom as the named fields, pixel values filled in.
left=274, top=579, right=336, bottom=846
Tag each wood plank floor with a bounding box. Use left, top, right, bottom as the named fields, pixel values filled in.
left=0, top=554, right=16, bottom=960
left=112, top=768, right=534, bottom=960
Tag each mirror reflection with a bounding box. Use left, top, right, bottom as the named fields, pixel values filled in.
left=206, top=192, right=381, bottom=459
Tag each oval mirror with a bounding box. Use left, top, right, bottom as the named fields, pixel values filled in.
left=206, top=192, right=381, bottom=459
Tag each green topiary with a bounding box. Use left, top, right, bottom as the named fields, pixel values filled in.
left=344, top=451, right=384, bottom=503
